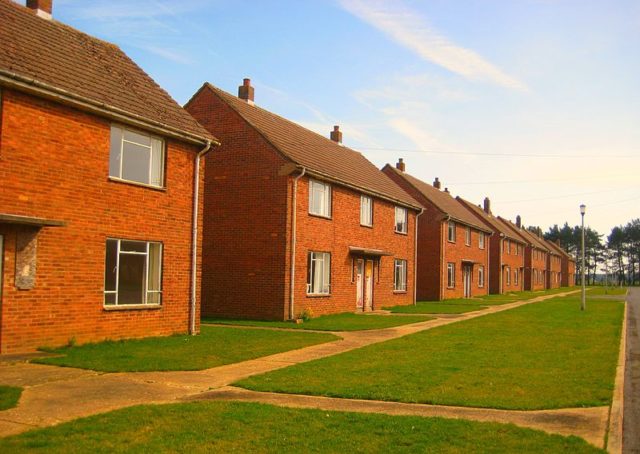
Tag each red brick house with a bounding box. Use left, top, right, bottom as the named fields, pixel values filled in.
left=542, top=238, right=563, bottom=289
left=546, top=239, right=576, bottom=288
left=0, top=0, right=217, bottom=353
left=457, top=197, right=526, bottom=294
left=498, top=217, right=549, bottom=291
left=382, top=163, right=493, bottom=301
left=186, top=81, right=421, bottom=320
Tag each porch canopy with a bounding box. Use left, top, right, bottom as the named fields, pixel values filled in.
left=348, top=246, right=392, bottom=257
left=0, top=213, right=66, bottom=227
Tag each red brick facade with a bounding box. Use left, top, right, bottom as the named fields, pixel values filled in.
left=0, top=89, right=204, bottom=353
left=563, top=259, right=576, bottom=287
left=525, top=247, right=548, bottom=291
left=187, top=86, right=417, bottom=320
left=494, top=238, right=525, bottom=293
left=547, top=252, right=562, bottom=289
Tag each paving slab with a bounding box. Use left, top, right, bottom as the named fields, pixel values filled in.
left=623, top=288, right=640, bottom=454
left=192, top=386, right=610, bottom=448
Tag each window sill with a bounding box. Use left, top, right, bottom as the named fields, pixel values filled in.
left=108, top=176, right=166, bottom=192
left=446, top=286, right=455, bottom=289
left=104, top=304, right=162, bottom=311
left=306, top=293, right=331, bottom=298
left=394, top=230, right=408, bottom=236
left=360, top=223, right=373, bottom=229
left=393, top=290, right=407, bottom=294
left=308, top=212, right=332, bottom=220
left=447, top=239, right=456, bottom=244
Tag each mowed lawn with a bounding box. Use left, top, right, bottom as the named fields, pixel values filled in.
left=203, top=313, right=431, bottom=331
left=588, top=286, right=627, bottom=296
left=33, top=326, right=338, bottom=372
left=0, top=386, right=22, bottom=411
left=238, top=295, right=623, bottom=410
left=0, top=401, right=602, bottom=453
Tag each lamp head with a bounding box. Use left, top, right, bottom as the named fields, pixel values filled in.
left=580, top=204, right=586, bottom=215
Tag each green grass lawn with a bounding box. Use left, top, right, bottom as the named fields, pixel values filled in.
left=0, top=386, right=22, bottom=410
left=387, top=287, right=579, bottom=313
left=203, top=312, right=431, bottom=331
left=238, top=295, right=623, bottom=410
left=588, top=287, right=627, bottom=296
left=0, top=401, right=602, bottom=453
left=33, top=326, right=338, bottom=372
left=386, top=302, right=487, bottom=314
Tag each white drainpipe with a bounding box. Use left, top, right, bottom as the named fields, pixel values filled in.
left=289, top=167, right=306, bottom=320
left=413, top=208, right=424, bottom=305
left=190, top=140, right=214, bottom=335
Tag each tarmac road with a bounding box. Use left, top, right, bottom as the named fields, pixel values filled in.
left=624, top=287, right=640, bottom=453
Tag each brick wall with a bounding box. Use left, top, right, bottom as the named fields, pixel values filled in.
left=500, top=239, right=525, bottom=293
left=0, top=89, right=203, bottom=353
left=524, top=247, right=547, bottom=291
left=562, top=259, right=576, bottom=287
left=442, top=223, right=490, bottom=299
left=547, top=253, right=562, bottom=289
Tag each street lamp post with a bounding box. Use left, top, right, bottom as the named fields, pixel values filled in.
left=580, top=204, right=586, bottom=311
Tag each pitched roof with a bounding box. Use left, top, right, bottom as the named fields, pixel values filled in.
left=456, top=198, right=525, bottom=244
left=193, top=83, right=420, bottom=209
left=544, top=238, right=570, bottom=258
left=0, top=0, right=213, bottom=143
left=382, top=166, right=492, bottom=232
left=497, top=217, right=550, bottom=251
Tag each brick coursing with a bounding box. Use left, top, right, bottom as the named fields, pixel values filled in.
left=0, top=89, right=203, bottom=353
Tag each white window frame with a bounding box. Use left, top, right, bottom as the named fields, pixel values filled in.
left=479, top=232, right=485, bottom=249
left=104, top=238, right=163, bottom=306
left=307, top=251, right=331, bottom=295
left=394, top=206, right=407, bottom=234
left=109, top=125, right=165, bottom=188
left=514, top=268, right=519, bottom=285
left=308, top=179, right=331, bottom=218
left=465, top=227, right=471, bottom=246
left=515, top=243, right=519, bottom=255
left=447, top=262, right=455, bottom=288
left=394, top=259, right=407, bottom=292
left=505, top=266, right=511, bottom=286
left=448, top=221, right=456, bottom=242
left=360, top=195, right=373, bottom=227
left=478, top=265, right=485, bottom=288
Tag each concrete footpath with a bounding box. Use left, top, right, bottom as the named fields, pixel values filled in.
left=623, top=288, right=639, bottom=454
left=0, top=289, right=612, bottom=446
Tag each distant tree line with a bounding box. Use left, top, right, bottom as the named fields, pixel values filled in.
left=525, top=219, right=639, bottom=286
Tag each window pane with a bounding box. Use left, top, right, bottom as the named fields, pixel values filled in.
left=150, top=138, right=164, bottom=187
left=147, top=292, right=161, bottom=305
left=109, top=126, right=122, bottom=178
left=122, top=141, right=151, bottom=184
left=313, top=254, right=323, bottom=293
left=124, top=129, right=152, bottom=146
left=104, top=239, right=118, bottom=292
left=322, top=253, right=331, bottom=293
left=104, top=293, right=116, bottom=305
left=118, top=253, right=146, bottom=305
left=147, top=242, right=162, bottom=293
left=121, top=240, right=147, bottom=253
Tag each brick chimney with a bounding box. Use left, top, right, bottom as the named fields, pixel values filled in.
left=27, top=0, right=52, bottom=19
left=330, top=125, right=342, bottom=144
left=433, top=177, right=441, bottom=190
left=516, top=215, right=522, bottom=228
left=238, top=78, right=254, bottom=104
left=483, top=197, right=491, bottom=214
left=395, top=158, right=405, bottom=172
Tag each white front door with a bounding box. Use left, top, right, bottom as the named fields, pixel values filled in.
left=463, top=265, right=472, bottom=298
left=356, top=259, right=364, bottom=310
left=364, top=260, right=374, bottom=311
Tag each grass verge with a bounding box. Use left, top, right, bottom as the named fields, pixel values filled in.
left=386, top=302, right=486, bottom=314
left=588, top=287, right=627, bottom=296
left=0, top=401, right=602, bottom=453
left=203, top=312, right=431, bottom=331
left=0, top=386, right=22, bottom=411
left=238, top=295, right=623, bottom=410
left=33, top=326, right=338, bottom=372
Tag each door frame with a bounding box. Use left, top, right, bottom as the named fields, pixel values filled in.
left=355, top=257, right=375, bottom=311
left=463, top=264, right=472, bottom=298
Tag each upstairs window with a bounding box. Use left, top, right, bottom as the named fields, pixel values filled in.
left=360, top=195, right=373, bottom=227
left=447, top=221, right=456, bottom=242
left=515, top=243, right=519, bottom=255
left=465, top=227, right=471, bottom=246
left=479, top=232, right=485, bottom=249
left=309, top=179, right=331, bottom=217
left=104, top=239, right=162, bottom=306
left=395, top=207, right=407, bottom=234
left=109, top=126, right=164, bottom=188
left=307, top=251, right=331, bottom=295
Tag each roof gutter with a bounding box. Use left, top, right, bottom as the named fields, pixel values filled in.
left=289, top=167, right=306, bottom=320
left=0, top=70, right=219, bottom=147
left=189, top=139, right=217, bottom=335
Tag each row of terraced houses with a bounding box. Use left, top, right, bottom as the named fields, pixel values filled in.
left=0, top=0, right=576, bottom=353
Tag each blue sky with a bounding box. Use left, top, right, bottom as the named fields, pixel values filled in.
left=41, top=0, right=640, bottom=236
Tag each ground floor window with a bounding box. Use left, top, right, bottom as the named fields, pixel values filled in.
left=394, top=259, right=407, bottom=291
left=307, top=251, right=331, bottom=295
left=447, top=262, right=455, bottom=288
left=478, top=265, right=485, bottom=288
left=104, top=239, right=163, bottom=306
left=514, top=268, right=519, bottom=285
left=505, top=266, right=511, bottom=286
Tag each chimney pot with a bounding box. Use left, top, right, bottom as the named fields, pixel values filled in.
left=330, top=125, right=342, bottom=143
left=395, top=158, right=406, bottom=172
left=444, top=187, right=449, bottom=194
left=483, top=197, right=491, bottom=214
left=27, top=0, right=52, bottom=19
left=433, top=177, right=441, bottom=190
left=238, top=78, right=255, bottom=104
left=516, top=215, right=522, bottom=228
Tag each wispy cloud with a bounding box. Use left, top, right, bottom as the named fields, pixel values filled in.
left=338, top=0, right=528, bottom=91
